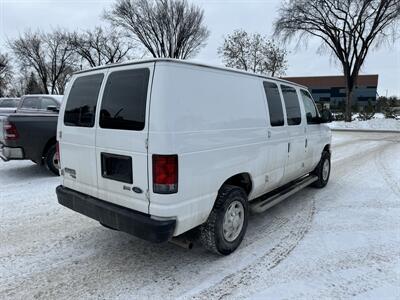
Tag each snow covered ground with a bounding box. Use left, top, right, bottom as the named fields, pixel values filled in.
left=328, top=115, right=400, bottom=131
left=1, top=131, right=399, bottom=299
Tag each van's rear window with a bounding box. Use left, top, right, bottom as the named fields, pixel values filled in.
left=64, top=74, right=104, bottom=127
left=100, top=68, right=150, bottom=131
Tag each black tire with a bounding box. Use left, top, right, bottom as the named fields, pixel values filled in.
left=44, top=144, right=60, bottom=176
left=311, top=151, right=331, bottom=188
left=200, top=185, right=248, bottom=255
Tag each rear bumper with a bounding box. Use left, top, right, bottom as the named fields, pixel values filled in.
left=56, top=185, right=176, bottom=243
left=0, top=145, right=24, bottom=161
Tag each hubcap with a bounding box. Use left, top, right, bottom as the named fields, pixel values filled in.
left=223, top=200, right=245, bottom=242
left=322, top=159, right=330, bottom=181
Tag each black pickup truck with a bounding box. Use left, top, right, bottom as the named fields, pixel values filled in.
left=0, top=94, right=63, bottom=175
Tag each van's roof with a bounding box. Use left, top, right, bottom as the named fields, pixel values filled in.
left=74, top=58, right=307, bottom=89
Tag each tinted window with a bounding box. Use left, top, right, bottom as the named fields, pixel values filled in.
left=0, top=99, right=18, bottom=108
left=64, top=74, right=104, bottom=127
left=100, top=68, right=150, bottom=131
left=101, top=153, right=133, bottom=184
left=300, top=90, right=319, bottom=124
left=263, top=82, right=284, bottom=127
left=281, top=85, right=302, bottom=125
left=41, top=97, right=58, bottom=110
left=21, top=97, right=40, bottom=110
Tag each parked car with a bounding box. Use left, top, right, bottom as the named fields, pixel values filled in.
left=0, top=97, right=20, bottom=115
left=0, top=94, right=63, bottom=175
left=56, top=59, right=332, bottom=255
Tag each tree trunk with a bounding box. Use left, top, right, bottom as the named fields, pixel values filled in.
left=344, top=72, right=354, bottom=122
left=345, top=87, right=353, bottom=122
left=41, top=80, right=49, bottom=94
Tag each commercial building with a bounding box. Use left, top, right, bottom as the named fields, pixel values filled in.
left=283, top=75, right=378, bottom=109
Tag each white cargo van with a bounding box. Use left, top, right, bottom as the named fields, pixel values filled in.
left=56, top=59, right=332, bottom=255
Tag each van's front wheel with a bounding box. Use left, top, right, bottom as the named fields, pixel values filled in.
left=200, top=185, right=248, bottom=255
left=312, top=151, right=331, bottom=188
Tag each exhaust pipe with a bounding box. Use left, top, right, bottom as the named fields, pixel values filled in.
left=169, top=237, right=194, bottom=250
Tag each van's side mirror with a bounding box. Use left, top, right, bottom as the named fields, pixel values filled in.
left=319, top=109, right=333, bottom=123
left=47, top=105, right=59, bottom=112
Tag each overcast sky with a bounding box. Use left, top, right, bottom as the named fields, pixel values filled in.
left=1, top=0, right=399, bottom=96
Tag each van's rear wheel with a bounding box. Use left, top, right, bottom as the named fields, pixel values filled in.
left=44, top=144, right=60, bottom=176
left=200, top=185, right=248, bottom=255
left=311, top=151, right=331, bottom=188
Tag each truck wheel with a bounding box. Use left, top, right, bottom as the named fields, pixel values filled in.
left=200, top=185, right=248, bottom=255
left=311, top=151, right=331, bottom=188
left=44, top=144, right=60, bottom=176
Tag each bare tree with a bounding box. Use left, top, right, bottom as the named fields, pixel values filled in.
left=0, top=52, right=13, bottom=97
left=274, top=0, right=400, bottom=122
left=104, top=0, right=210, bottom=59
left=25, top=72, right=43, bottom=94
left=70, top=26, right=134, bottom=68
left=9, top=31, right=49, bottom=94
left=265, top=42, right=288, bottom=77
left=46, top=29, right=78, bottom=94
left=218, top=29, right=288, bottom=76
left=8, top=71, right=30, bottom=97
left=9, top=29, right=77, bottom=94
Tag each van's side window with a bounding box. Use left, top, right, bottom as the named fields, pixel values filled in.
left=300, top=89, right=319, bottom=124
left=263, top=82, right=284, bottom=126
left=100, top=68, right=150, bottom=131
left=64, top=74, right=104, bottom=127
left=281, top=85, right=302, bottom=125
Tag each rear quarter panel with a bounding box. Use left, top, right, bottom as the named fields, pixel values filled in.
left=149, top=62, right=269, bottom=235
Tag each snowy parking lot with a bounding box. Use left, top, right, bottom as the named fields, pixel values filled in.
left=1, top=131, right=399, bottom=299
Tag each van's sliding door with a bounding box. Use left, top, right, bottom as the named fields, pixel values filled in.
left=280, top=84, right=307, bottom=181
left=262, top=81, right=289, bottom=190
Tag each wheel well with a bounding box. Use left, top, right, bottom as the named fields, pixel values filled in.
left=221, top=173, right=252, bottom=196
left=42, top=137, right=57, bottom=159
left=323, top=144, right=331, bottom=154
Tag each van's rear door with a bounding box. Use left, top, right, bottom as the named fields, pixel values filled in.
left=95, top=63, right=153, bottom=214
left=59, top=71, right=106, bottom=199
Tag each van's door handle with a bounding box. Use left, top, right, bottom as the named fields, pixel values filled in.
left=305, top=138, right=308, bottom=148
left=267, top=131, right=271, bottom=138
left=288, top=142, right=291, bottom=153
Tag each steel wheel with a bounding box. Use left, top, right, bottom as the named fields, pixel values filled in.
left=222, top=200, right=245, bottom=242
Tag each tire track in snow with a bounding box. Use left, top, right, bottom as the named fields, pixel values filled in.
left=248, top=245, right=400, bottom=300
left=187, top=133, right=399, bottom=299
left=374, top=143, right=400, bottom=198
left=184, top=196, right=316, bottom=300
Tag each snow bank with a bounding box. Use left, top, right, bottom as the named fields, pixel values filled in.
left=328, top=118, right=400, bottom=132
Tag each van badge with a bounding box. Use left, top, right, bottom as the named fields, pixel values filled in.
left=132, top=187, right=143, bottom=194
left=64, top=168, right=76, bottom=179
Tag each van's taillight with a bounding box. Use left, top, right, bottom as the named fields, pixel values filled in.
left=55, top=141, right=60, bottom=162
left=4, top=121, right=19, bottom=140
left=152, top=154, right=178, bottom=194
